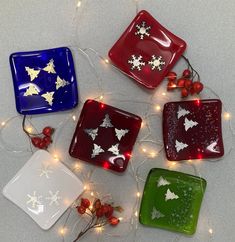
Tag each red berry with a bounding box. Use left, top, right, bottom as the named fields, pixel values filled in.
left=177, top=78, right=185, bottom=88
left=193, top=81, right=204, bottom=94
left=182, top=69, right=191, bottom=78
left=105, top=205, right=114, bottom=218
left=181, top=88, right=189, bottom=98
left=81, top=198, right=90, bottom=209
left=167, top=71, right=177, bottom=81
left=77, top=206, right=86, bottom=214
left=43, top=136, right=52, bottom=146
left=190, top=87, right=195, bottom=95
left=96, top=207, right=104, bottom=218
left=184, top=79, right=193, bottom=89
left=42, top=127, right=54, bottom=137
left=108, top=216, right=119, bottom=226
left=31, top=137, right=42, bottom=147
left=38, top=141, right=47, bottom=149
left=167, top=81, right=176, bottom=91
left=94, top=199, right=101, bottom=210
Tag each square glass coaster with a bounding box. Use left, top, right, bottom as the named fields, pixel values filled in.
left=163, top=99, right=224, bottom=161
left=69, top=99, right=142, bottom=173
left=108, top=10, right=186, bottom=89
left=3, top=150, right=83, bottom=230
left=139, top=168, right=206, bottom=235
left=10, top=47, right=78, bottom=114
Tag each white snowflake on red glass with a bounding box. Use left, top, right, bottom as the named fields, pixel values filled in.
left=128, top=55, right=145, bottom=71
left=148, top=55, right=165, bottom=71
left=135, top=21, right=151, bottom=40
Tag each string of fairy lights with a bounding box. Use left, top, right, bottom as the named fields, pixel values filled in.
left=0, top=0, right=234, bottom=241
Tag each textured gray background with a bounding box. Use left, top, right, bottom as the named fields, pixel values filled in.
left=0, top=0, right=235, bottom=241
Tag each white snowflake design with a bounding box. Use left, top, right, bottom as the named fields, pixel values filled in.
left=46, top=190, right=61, bottom=206
left=108, top=143, right=120, bottom=156
left=100, top=114, right=113, bottom=128
left=128, top=55, right=145, bottom=71
left=135, top=21, right=151, bottom=40
left=39, top=164, right=53, bottom=179
left=151, top=207, right=165, bottom=220
left=84, top=128, right=99, bottom=141
left=26, top=191, right=42, bottom=208
left=91, top=144, right=105, bottom=158
left=148, top=55, right=165, bottom=71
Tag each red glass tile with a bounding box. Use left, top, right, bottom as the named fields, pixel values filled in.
left=163, top=99, right=224, bottom=161
left=69, top=100, right=142, bottom=172
left=109, top=10, right=186, bottom=89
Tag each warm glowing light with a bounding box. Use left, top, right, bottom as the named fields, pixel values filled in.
left=162, top=92, right=166, bottom=96
left=76, top=0, right=82, bottom=8
left=149, top=152, right=157, bottom=158
left=104, top=59, right=109, bottom=64
left=26, top=127, right=33, bottom=133
left=1, top=121, right=6, bottom=126
left=171, top=162, right=176, bottom=166
left=74, top=162, right=80, bottom=170
left=59, top=227, right=67, bottom=236
left=89, top=205, right=93, bottom=210
left=83, top=185, right=87, bottom=190
left=195, top=99, right=201, bottom=106
left=95, top=226, right=104, bottom=234
left=209, top=228, right=213, bottom=234
left=188, top=159, right=192, bottom=163
left=137, top=192, right=141, bottom=198
left=141, top=122, right=145, bottom=128
left=224, top=112, right=231, bottom=120
left=103, top=161, right=110, bottom=169
left=72, top=115, right=76, bottom=121
left=90, top=192, right=94, bottom=196
left=155, top=105, right=161, bottom=111
left=135, top=211, right=138, bottom=217
left=99, top=95, right=104, bottom=100
left=53, top=154, right=59, bottom=161
left=100, top=103, right=105, bottom=109
left=119, top=217, right=123, bottom=221
left=142, top=148, right=147, bottom=153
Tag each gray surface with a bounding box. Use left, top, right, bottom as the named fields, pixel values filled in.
left=0, top=0, right=235, bottom=241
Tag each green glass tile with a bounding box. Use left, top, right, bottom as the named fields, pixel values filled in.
left=139, top=168, right=206, bottom=235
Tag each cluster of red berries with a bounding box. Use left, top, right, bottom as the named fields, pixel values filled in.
left=167, top=69, right=204, bottom=98
left=31, top=127, right=54, bottom=149
left=77, top=198, right=121, bottom=226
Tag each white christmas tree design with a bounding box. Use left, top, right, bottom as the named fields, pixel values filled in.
left=26, top=191, right=42, bottom=208
left=151, top=207, right=165, bottom=220
left=91, top=144, right=104, bottom=158
left=207, top=141, right=219, bottom=153
left=45, top=190, right=61, bottom=206
left=43, top=59, right=56, bottom=74
left=184, top=117, right=198, bottom=131
left=24, top=84, right=39, bottom=96
left=157, top=176, right=171, bottom=187
left=55, top=76, right=69, bottom=90
left=128, top=55, right=146, bottom=71
left=177, top=106, right=190, bottom=119
left=108, top=143, right=120, bottom=156
left=148, top=55, right=165, bottom=71
left=41, top=91, right=55, bottom=106
left=100, top=114, right=113, bottom=128
left=25, top=67, right=40, bottom=81
left=175, top=140, right=188, bottom=152
left=115, top=128, right=129, bottom=141
left=165, top=189, right=179, bottom=201
left=84, top=128, right=99, bottom=141
left=135, top=21, right=151, bottom=39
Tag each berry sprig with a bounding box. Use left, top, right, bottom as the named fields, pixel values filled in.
left=22, top=115, right=54, bottom=150
left=166, top=55, right=204, bottom=98
left=74, top=197, right=123, bottom=242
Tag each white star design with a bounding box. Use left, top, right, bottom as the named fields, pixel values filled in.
left=26, top=191, right=42, bottom=208
left=46, top=191, right=61, bottom=206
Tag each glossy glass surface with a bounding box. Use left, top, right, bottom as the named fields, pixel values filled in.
left=139, top=168, right=206, bottom=235
left=108, top=10, right=186, bottom=89
left=163, top=99, right=224, bottom=161
left=69, top=99, right=142, bottom=173
left=10, top=47, right=78, bottom=114
left=2, top=150, right=83, bottom=230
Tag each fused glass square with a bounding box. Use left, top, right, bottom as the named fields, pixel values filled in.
left=108, top=10, right=186, bottom=89
left=163, top=99, right=224, bottom=161
left=69, top=99, right=142, bottom=173
left=2, top=150, right=83, bottom=230
left=139, top=168, right=206, bottom=235
left=10, top=47, right=78, bottom=114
